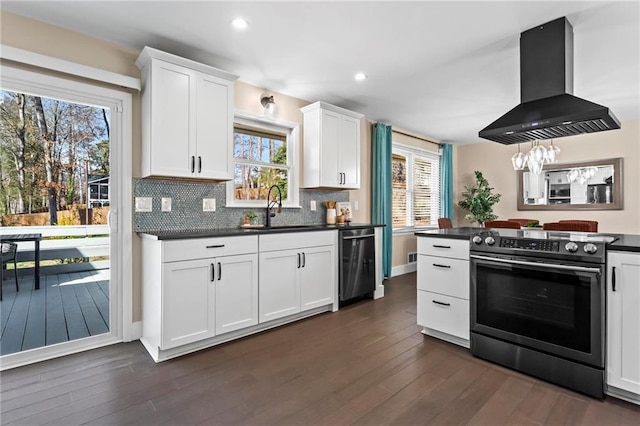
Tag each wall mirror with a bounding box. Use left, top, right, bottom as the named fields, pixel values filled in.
left=517, top=158, right=623, bottom=211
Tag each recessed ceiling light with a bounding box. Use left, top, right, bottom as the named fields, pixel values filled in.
left=232, top=18, right=248, bottom=30
left=354, top=73, right=367, bottom=81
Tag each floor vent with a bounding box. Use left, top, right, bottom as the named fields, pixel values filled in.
left=407, top=252, right=418, bottom=263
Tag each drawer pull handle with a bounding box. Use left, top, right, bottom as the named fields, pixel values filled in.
left=612, top=266, right=616, bottom=292
left=206, top=244, right=225, bottom=249
left=432, top=244, right=451, bottom=249
left=432, top=300, right=451, bottom=307
left=432, top=263, right=451, bottom=269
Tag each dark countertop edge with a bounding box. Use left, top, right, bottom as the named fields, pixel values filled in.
left=415, top=228, right=640, bottom=252
left=607, top=234, right=640, bottom=253
left=139, top=223, right=385, bottom=240
left=414, top=227, right=479, bottom=240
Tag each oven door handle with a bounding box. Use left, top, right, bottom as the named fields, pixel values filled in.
left=470, top=254, right=602, bottom=274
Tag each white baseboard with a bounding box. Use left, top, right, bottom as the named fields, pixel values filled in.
left=391, top=263, right=417, bottom=277
left=128, top=321, right=143, bottom=341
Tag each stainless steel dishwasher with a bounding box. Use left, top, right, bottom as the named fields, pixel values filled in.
left=339, top=227, right=376, bottom=304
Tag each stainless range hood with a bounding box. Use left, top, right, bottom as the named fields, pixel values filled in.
left=479, top=17, right=620, bottom=144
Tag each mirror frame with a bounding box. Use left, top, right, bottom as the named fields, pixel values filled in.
left=517, top=157, right=623, bottom=211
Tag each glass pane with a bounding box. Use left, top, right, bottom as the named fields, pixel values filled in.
left=234, top=164, right=289, bottom=201
left=234, top=131, right=287, bottom=165
left=392, top=189, right=407, bottom=227
left=392, top=154, right=407, bottom=190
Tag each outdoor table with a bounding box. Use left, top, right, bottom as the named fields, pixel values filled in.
left=1, top=233, right=42, bottom=290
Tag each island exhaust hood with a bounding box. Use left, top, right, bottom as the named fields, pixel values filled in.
left=479, top=17, right=620, bottom=144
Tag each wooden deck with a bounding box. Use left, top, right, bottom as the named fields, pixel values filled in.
left=0, top=270, right=110, bottom=356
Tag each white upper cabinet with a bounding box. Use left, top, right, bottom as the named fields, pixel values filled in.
left=136, top=47, right=238, bottom=180
left=301, top=101, right=363, bottom=189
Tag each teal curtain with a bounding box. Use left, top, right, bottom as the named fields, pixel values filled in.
left=372, top=122, right=393, bottom=279
left=440, top=143, right=454, bottom=220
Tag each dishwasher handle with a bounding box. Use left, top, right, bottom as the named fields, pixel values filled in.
left=342, top=234, right=374, bottom=240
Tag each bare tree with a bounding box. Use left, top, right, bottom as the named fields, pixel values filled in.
left=33, top=96, right=59, bottom=225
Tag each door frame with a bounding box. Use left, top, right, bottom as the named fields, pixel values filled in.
left=0, top=64, right=133, bottom=370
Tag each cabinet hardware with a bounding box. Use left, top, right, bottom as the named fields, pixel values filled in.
left=612, top=266, right=616, bottom=291
left=211, top=263, right=215, bottom=282
left=297, top=253, right=301, bottom=268
left=432, top=244, right=451, bottom=249
left=433, top=263, right=451, bottom=269
left=191, top=156, right=195, bottom=173
left=198, top=156, right=202, bottom=173
left=432, top=300, right=451, bottom=306
left=218, top=262, right=222, bottom=280
left=206, top=244, right=225, bottom=249
left=302, top=252, right=306, bottom=267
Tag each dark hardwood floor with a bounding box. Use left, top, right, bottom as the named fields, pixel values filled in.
left=1, top=272, right=639, bottom=425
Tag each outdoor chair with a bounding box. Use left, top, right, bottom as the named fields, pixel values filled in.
left=1, top=241, right=19, bottom=301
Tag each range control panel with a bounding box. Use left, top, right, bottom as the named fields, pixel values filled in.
left=500, top=238, right=560, bottom=252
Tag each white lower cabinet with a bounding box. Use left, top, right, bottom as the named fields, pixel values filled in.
left=416, top=236, right=470, bottom=348
left=259, top=249, right=301, bottom=322
left=606, top=251, right=640, bottom=404
left=141, top=235, right=258, bottom=359
left=141, top=231, right=337, bottom=362
left=161, top=253, right=258, bottom=349
left=161, top=258, right=216, bottom=349
left=259, top=231, right=336, bottom=323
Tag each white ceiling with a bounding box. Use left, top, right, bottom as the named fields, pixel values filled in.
left=2, top=1, right=639, bottom=145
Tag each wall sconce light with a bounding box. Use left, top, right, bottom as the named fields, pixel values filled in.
left=260, top=94, right=277, bottom=118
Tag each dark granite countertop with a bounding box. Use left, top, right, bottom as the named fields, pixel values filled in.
left=607, top=234, right=640, bottom=253
left=414, top=227, right=481, bottom=240
left=140, top=223, right=385, bottom=240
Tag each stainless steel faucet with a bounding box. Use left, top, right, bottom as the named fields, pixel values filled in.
left=265, top=184, right=282, bottom=227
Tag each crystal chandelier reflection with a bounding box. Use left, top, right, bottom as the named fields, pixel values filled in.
left=567, top=166, right=598, bottom=184
left=511, top=139, right=560, bottom=173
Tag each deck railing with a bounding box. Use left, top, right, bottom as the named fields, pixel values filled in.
left=1, top=225, right=109, bottom=277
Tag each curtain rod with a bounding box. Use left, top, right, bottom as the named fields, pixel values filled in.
left=392, top=129, right=441, bottom=146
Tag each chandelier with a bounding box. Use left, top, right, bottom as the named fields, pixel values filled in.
left=511, top=139, right=560, bottom=173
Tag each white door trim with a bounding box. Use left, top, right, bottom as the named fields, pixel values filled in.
left=0, top=64, right=133, bottom=370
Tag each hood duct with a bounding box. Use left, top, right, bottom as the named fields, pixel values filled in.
left=479, top=17, right=620, bottom=144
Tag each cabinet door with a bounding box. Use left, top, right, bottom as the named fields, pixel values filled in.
left=607, top=252, right=640, bottom=395
left=195, top=73, right=233, bottom=180
left=300, top=245, right=335, bottom=311
left=320, top=110, right=341, bottom=187
left=162, top=259, right=215, bottom=349
left=259, top=249, right=300, bottom=322
left=340, top=115, right=360, bottom=189
left=150, top=59, right=193, bottom=178
left=215, top=253, right=258, bottom=335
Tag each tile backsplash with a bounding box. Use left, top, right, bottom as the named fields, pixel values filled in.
left=133, top=178, right=349, bottom=232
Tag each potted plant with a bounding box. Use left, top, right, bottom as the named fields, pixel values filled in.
left=244, top=210, right=257, bottom=225
left=458, top=171, right=502, bottom=225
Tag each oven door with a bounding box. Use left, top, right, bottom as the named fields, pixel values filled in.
left=470, top=253, right=605, bottom=368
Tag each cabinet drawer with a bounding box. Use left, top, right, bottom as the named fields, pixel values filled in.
left=417, top=290, right=469, bottom=341
left=417, top=237, right=469, bottom=259
left=260, top=231, right=335, bottom=252
left=163, top=236, right=257, bottom=262
left=417, top=255, right=469, bottom=299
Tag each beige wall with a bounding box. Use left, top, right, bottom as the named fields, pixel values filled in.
left=455, top=120, right=640, bottom=234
